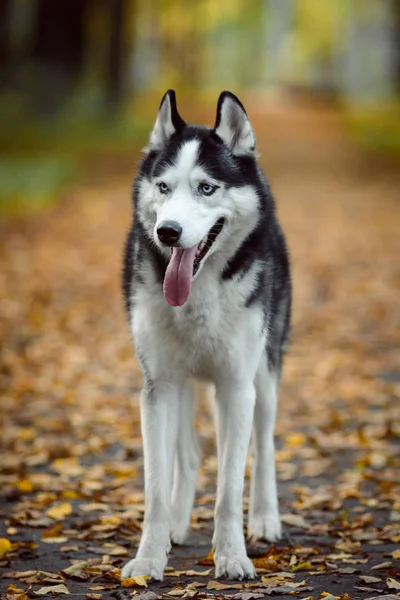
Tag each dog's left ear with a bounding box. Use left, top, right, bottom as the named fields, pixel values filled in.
left=213, top=91, right=255, bottom=155
left=148, top=89, right=186, bottom=151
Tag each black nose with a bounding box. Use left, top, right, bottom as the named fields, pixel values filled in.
left=157, top=221, right=182, bottom=246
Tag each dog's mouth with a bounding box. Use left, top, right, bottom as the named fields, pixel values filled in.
left=193, top=217, right=225, bottom=276
left=163, top=217, right=225, bottom=307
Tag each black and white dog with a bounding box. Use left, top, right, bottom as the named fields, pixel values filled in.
left=122, top=90, right=291, bottom=581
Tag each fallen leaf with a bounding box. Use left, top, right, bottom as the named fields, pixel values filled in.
left=167, top=587, right=186, bottom=597
left=371, top=562, right=392, bottom=570
left=33, top=584, right=70, bottom=595
left=365, top=596, right=400, bottom=600
left=360, top=576, right=382, bottom=583
left=280, top=514, right=309, bottom=528
left=337, top=567, right=359, bottom=574
left=386, top=578, right=400, bottom=590
left=264, top=585, right=313, bottom=595
left=42, top=524, right=63, bottom=538
left=198, top=550, right=214, bottom=565
left=62, top=560, right=90, bottom=576
left=260, top=573, right=295, bottom=580
left=232, top=593, right=265, bottom=600
left=207, top=581, right=243, bottom=590
left=16, top=479, right=34, bottom=493
left=391, top=549, right=400, bottom=559
left=121, top=575, right=149, bottom=588
left=291, top=561, right=312, bottom=572
left=46, top=503, right=73, bottom=521
left=7, top=584, right=27, bottom=594
left=0, top=538, right=12, bottom=555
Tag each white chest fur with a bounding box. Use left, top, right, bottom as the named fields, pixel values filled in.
left=131, top=263, right=264, bottom=383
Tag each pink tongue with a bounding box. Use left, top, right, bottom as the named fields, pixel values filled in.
left=163, top=246, right=198, bottom=306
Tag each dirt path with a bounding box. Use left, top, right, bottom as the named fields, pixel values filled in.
left=1, top=104, right=399, bottom=600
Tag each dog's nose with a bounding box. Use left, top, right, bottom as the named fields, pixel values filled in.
left=157, top=221, right=182, bottom=246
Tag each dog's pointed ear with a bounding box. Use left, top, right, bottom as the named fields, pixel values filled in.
left=148, top=90, right=186, bottom=151
left=213, top=91, right=255, bottom=155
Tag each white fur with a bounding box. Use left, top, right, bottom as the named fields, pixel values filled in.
left=122, top=140, right=281, bottom=582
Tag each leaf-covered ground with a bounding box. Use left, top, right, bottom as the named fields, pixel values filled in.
left=1, top=105, right=399, bottom=600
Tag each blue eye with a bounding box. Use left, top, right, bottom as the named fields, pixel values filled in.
left=157, top=182, right=170, bottom=194
left=199, top=183, right=218, bottom=196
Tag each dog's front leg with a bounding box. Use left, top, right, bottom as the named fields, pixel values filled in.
left=122, top=383, right=180, bottom=581
left=213, top=381, right=256, bottom=579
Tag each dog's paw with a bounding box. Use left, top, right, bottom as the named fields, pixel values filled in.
left=121, top=557, right=166, bottom=581
left=215, top=553, right=256, bottom=580
left=247, top=513, right=282, bottom=542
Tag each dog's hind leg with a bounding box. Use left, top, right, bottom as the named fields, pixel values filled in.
left=170, top=381, right=200, bottom=544
left=122, top=381, right=181, bottom=581
left=247, top=363, right=281, bottom=541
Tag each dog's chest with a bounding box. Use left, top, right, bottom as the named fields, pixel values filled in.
left=135, top=275, right=244, bottom=378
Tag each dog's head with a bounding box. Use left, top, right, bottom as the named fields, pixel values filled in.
left=137, top=90, right=261, bottom=307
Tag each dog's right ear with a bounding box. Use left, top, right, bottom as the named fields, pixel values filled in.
left=213, top=91, right=255, bottom=155
left=147, top=90, right=186, bottom=152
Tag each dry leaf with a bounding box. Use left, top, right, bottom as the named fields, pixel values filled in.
left=291, top=561, right=312, bottom=572
left=121, top=575, right=149, bottom=588
left=207, top=581, right=243, bottom=590
left=46, top=503, right=73, bottom=521
left=33, top=584, right=70, bottom=595
left=386, top=578, right=400, bottom=590
left=280, top=514, right=309, bottom=528
left=0, top=538, right=12, bottom=554
left=371, top=562, right=392, bottom=570
left=264, top=585, right=313, bottom=595
left=360, top=576, right=381, bottom=583
left=232, top=593, right=265, bottom=600
left=167, top=587, right=186, bottom=597
left=366, top=596, right=400, bottom=600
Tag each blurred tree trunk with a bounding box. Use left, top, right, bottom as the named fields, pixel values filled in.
left=106, top=0, right=126, bottom=109
left=393, top=0, right=400, bottom=93
left=32, top=0, right=87, bottom=78
left=0, top=0, right=11, bottom=69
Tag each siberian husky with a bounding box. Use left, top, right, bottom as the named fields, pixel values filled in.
left=122, top=90, right=291, bottom=581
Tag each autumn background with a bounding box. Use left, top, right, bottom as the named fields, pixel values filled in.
left=0, top=1, right=399, bottom=599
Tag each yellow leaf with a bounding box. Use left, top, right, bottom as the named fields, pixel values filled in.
left=0, top=538, right=12, bottom=555
left=7, top=584, right=26, bottom=593
left=46, top=503, right=73, bottom=520
left=62, top=490, right=79, bottom=499
left=291, top=561, right=313, bottom=572
left=285, top=433, right=307, bottom=447
left=392, top=549, right=400, bottom=559
left=16, top=479, right=34, bottom=493
left=42, top=524, right=63, bottom=538
left=121, top=575, right=149, bottom=588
